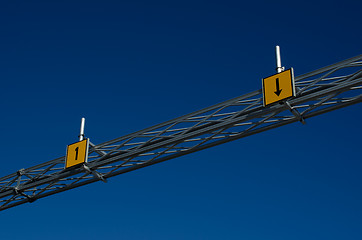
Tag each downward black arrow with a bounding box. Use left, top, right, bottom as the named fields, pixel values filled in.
left=274, top=78, right=282, bottom=96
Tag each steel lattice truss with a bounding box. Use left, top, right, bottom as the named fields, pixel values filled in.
left=0, top=55, right=361, bottom=211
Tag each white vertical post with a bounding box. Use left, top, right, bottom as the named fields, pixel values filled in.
left=275, top=45, right=283, bottom=73
left=79, top=117, right=85, bottom=141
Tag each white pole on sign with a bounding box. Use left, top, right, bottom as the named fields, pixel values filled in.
left=275, top=45, right=284, bottom=73
left=79, top=117, right=85, bottom=141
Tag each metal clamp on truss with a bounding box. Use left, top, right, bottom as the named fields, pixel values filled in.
left=285, top=101, right=306, bottom=124
left=13, top=168, right=36, bottom=202
left=82, top=164, right=107, bottom=183
left=13, top=187, right=36, bottom=203
left=16, top=168, right=25, bottom=176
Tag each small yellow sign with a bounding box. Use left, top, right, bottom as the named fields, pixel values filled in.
left=65, top=139, right=89, bottom=169
left=262, top=68, right=295, bottom=106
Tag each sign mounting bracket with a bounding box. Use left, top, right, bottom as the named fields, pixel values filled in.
left=285, top=101, right=306, bottom=124
left=82, top=164, right=107, bottom=183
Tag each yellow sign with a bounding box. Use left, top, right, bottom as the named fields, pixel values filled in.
left=262, top=68, right=295, bottom=106
left=65, top=139, right=89, bottom=168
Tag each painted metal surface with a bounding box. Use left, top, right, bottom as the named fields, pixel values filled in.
left=262, top=68, right=295, bottom=106
left=65, top=139, right=89, bottom=169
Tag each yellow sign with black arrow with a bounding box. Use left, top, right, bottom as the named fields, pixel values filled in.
left=262, top=68, right=295, bottom=106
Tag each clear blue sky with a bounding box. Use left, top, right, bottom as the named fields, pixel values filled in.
left=0, top=1, right=361, bottom=239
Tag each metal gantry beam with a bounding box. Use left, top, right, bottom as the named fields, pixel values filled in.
left=0, top=55, right=361, bottom=211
